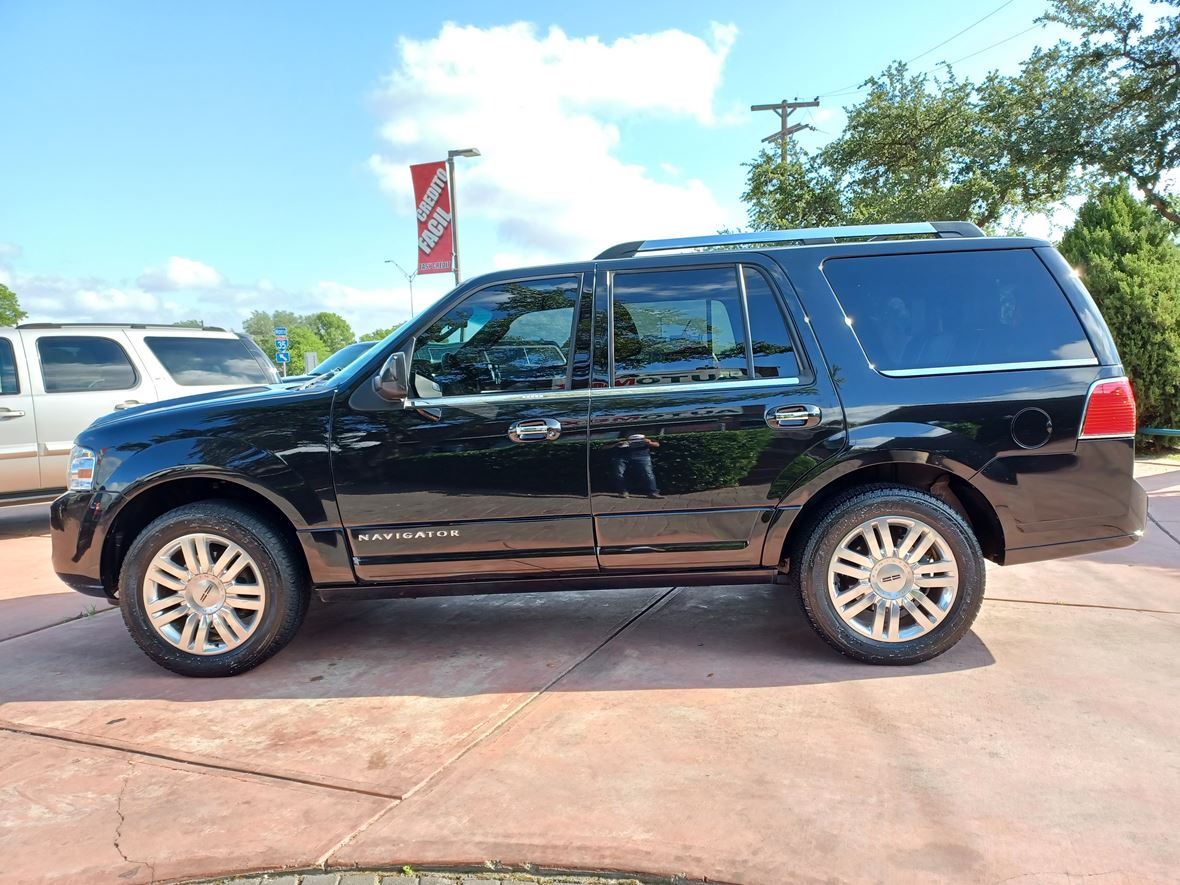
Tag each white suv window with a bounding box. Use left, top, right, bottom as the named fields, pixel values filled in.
left=37, top=336, right=138, bottom=393
left=0, top=339, right=18, bottom=395
left=144, top=336, right=272, bottom=386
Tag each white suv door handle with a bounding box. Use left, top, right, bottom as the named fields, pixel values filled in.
left=765, top=404, right=822, bottom=429
left=508, top=418, right=561, bottom=442
left=113, top=400, right=142, bottom=411
left=0, top=407, right=26, bottom=419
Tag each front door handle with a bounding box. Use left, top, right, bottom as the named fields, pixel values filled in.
left=0, top=408, right=26, bottom=419
left=113, top=400, right=142, bottom=411
left=765, top=404, right=821, bottom=429
left=508, top=418, right=561, bottom=442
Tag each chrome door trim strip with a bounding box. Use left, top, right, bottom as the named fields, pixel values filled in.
left=880, top=358, right=1098, bottom=378
left=403, top=376, right=804, bottom=409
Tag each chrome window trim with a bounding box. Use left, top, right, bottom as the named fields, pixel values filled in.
left=403, top=375, right=803, bottom=409
left=880, top=358, right=1099, bottom=378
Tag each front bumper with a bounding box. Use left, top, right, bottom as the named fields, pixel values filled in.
left=50, top=490, right=121, bottom=599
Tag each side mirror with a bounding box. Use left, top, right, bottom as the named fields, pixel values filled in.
left=373, top=351, right=409, bottom=402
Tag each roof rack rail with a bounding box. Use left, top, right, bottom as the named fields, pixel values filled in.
left=595, top=221, right=984, bottom=260
left=16, top=322, right=228, bottom=332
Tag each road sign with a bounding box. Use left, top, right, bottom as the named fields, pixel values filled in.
left=273, top=326, right=288, bottom=338
left=275, top=351, right=290, bottom=364
left=274, top=338, right=289, bottom=351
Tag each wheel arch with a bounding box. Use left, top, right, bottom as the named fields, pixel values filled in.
left=100, top=473, right=308, bottom=598
left=767, top=452, right=1005, bottom=570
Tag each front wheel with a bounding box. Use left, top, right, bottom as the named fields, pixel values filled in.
left=795, top=485, right=985, bottom=665
left=120, top=501, right=309, bottom=677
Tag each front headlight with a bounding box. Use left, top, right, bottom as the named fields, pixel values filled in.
left=68, top=446, right=96, bottom=491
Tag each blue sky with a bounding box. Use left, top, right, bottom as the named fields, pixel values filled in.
left=0, top=1, right=1119, bottom=334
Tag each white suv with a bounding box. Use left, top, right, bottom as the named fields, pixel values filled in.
left=0, top=324, right=277, bottom=503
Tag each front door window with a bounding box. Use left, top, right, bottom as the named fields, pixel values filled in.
left=411, top=276, right=581, bottom=398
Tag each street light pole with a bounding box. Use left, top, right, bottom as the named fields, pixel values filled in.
left=384, top=259, right=417, bottom=316
left=446, top=147, right=480, bottom=286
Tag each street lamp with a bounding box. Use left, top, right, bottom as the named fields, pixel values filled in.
left=446, top=147, right=480, bottom=286
left=384, top=259, right=417, bottom=317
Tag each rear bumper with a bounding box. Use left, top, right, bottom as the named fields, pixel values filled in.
left=1001, top=468, right=1147, bottom=565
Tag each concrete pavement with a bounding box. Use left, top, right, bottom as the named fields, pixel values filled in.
left=1, top=465, right=1177, bottom=885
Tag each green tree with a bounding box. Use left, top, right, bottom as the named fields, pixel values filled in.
left=0, top=283, right=27, bottom=326
left=281, top=326, right=328, bottom=373
left=303, top=311, right=355, bottom=352
left=359, top=323, right=404, bottom=342
left=1059, top=180, right=1180, bottom=429
left=242, top=309, right=300, bottom=342
left=743, top=63, right=1078, bottom=230
left=1041, top=0, right=1180, bottom=226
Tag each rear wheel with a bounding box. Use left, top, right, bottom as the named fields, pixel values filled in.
left=120, top=501, right=309, bottom=677
left=794, top=485, right=985, bottom=665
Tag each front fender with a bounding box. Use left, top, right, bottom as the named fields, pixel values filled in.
left=100, top=436, right=336, bottom=529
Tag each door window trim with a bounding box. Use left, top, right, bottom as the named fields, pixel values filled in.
left=35, top=335, right=141, bottom=394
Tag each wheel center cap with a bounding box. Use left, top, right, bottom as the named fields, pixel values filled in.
left=870, top=559, right=913, bottom=599
left=185, top=575, right=226, bottom=613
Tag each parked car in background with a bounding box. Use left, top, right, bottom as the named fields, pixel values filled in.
left=281, top=340, right=375, bottom=384
left=0, top=324, right=278, bottom=503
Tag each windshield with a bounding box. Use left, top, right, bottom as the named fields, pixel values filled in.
left=310, top=342, right=374, bottom=375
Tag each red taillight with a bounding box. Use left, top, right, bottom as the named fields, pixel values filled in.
left=1080, top=377, right=1137, bottom=439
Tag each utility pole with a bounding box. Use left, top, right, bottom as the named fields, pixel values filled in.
left=751, top=99, right=819, bottom=158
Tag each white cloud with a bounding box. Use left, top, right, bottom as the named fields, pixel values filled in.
left=0, top=246, right=421, bottom=337
left=138, top=256, right=224, bottom=291
left=368, top=21, right=740, bottom=263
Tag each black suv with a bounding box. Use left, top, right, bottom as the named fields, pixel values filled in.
left=51, top=222, right=1147, bottom=676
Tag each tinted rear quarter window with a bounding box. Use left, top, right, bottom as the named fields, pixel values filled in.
left=822, top=249, right=1095, bottom=374
left=0, top=339, right=18, bottom=395
left=38, top=336, right=138, bottom=392
left=146, top=337, right=272, bottom=386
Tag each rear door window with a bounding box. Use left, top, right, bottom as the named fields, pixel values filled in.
left=37, top=336, right=139, bottom=392
left=0, top=339, right=19, bottom=395
left=610, top=267, right=748, bottom=386
left=144, top=336, right=272, bottom=386
left=822, top=249, right=1095, bottom=374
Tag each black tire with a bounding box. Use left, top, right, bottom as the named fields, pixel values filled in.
left=792, top=484, right=985, bottom=665
left=120, top=500, right=309, bottom=677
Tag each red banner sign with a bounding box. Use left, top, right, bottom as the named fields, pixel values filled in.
left=410, top=160, right=454, bottom=275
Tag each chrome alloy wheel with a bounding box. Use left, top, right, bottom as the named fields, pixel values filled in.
left=141, top=533, right=266, bottom=656
left=826, top=516, right=959, bottom=643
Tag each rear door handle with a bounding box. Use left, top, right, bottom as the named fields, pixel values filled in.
left=113, top=400, right=142, bottom=411
left=0, top=408, right=26, bottom=419
left=507, top=418, right=561, bottom=442
left=765, top=404, right=821, bottom=429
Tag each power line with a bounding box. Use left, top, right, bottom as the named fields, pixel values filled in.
left=817, top=0, right=1018, bottom=98
left=905, top=0, right=1015, bottom=64
left=945, top=23, right=1040, bottom=65
left=817, top=20, right=1044, bottom=100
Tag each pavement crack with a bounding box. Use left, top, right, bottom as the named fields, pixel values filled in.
left=987, top=596, right=1180, bottom=615
left=113, top=758, right=157, bottom=884
left=0, top=604, right=119, bottom=644
left=1148, top=512, right=1180, bottom=547
left=317, top=586, right=682, bottom=867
